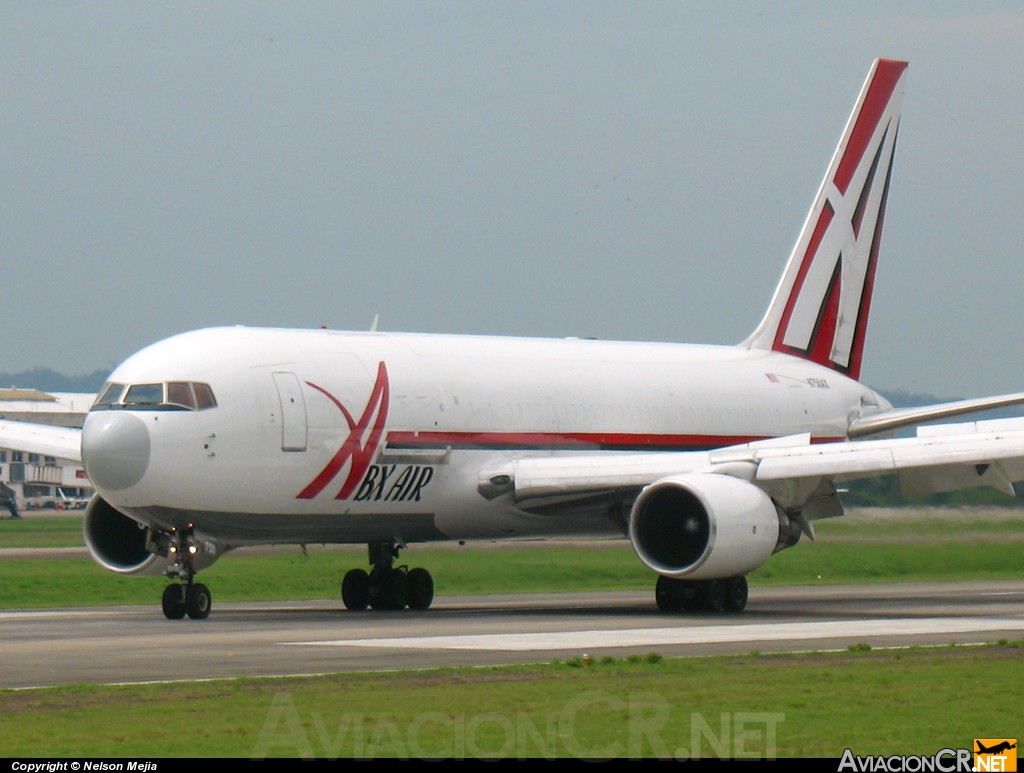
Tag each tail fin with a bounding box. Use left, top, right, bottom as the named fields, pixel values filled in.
left=744, top=58, right=908, bottom=381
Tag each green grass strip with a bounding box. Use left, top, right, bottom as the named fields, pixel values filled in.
left=3, top=536, right=1024, bottom=610
left=3, top=510, right=1023, bottom=609
left=0, top=515, right=85, bottom=548
left=1, top=642, right=1020, bottom=758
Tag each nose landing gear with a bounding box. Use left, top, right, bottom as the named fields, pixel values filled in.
left=161, top=581, right=212, bottom=620
left=157, top=526, right=213, bottom=620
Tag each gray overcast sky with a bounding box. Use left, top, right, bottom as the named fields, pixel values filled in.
left=2, top=2, right=1022, bottom=398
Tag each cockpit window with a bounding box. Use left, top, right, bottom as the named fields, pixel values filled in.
left=193, top=382, right=217, bottom=410
left=124, top=383, right=164, bottom=406
left=90, top=381, right=218, bottom=412
left=95, top=382, right=126, bottom=407
left=166, top=382, right=196, bottom=410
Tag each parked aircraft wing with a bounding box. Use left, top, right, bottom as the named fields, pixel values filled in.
left=0, top=421, right=83, bottom=463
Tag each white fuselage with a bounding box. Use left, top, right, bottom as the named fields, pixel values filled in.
left=81, top=326, right=888, bottom=545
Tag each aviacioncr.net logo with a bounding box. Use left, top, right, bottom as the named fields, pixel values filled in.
left=974, top=739, right=1017, bottom=772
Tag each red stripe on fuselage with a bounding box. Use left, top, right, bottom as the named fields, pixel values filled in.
left=384, top=430, right=844, bottom=451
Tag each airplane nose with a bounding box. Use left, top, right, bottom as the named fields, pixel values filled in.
left=82, top=412, right=151, bottom=491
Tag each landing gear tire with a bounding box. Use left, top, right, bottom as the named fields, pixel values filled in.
left=348, top=543, right=435, bottom=612
left=406, top=567, right=434, bottom=610
left=654, top=576, right=748, bottom=614
left=655, top=575, right=685, bottom=612
left=342, top=568, right=370, bottom=611
left=724, top=576, right=748, bottom=612
left=369, top=569, right=407, bottom=611
left=696, top=579, right=726, bottom=613
left=162, top=584, right=186, bottom=620
left=185, top=583, right=212, bottom=620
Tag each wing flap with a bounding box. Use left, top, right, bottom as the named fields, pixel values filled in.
left=755, top=417, right=1024, bottom=486
left=899, top=461, right=1019, bottom=498
left=755, top=447, right=897, bottom=480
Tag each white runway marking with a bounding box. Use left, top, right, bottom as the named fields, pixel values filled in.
left=289, top=617, right=1024, bottom=652
left=0, top=609, right=130, bottom=621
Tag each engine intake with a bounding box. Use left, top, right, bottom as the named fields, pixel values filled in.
left=84, top=496, right=166, bottom=576
left=629, top=473, right=780, bottom=579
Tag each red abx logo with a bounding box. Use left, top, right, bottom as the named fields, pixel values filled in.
left=297, top=362, right=390, bottom=501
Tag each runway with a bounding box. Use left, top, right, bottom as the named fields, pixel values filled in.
left=3, top=580, right=1023, bottom=690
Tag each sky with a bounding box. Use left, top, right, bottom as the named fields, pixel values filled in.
left=2, top=2, right=1022, bottom=398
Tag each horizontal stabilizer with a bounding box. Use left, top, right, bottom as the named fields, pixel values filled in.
left=848, top=392, right=1024, bottom=438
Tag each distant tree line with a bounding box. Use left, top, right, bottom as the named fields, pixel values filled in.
left=843, top=476, right=1023, bottom=508
left=0, top=367, right=108, bottom=393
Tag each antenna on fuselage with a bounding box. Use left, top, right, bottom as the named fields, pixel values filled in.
left=369, top=313, right=380, bottom=333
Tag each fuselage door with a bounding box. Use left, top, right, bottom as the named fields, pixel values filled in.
left=272, top=372, right=308, bottom=452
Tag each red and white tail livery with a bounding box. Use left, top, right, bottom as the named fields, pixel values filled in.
left=745, top=58, right=908, bottom=380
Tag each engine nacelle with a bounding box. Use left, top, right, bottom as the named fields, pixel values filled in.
left=84, top=496, right=166, bottom=576
left=629, top=473, right=780, bottom=579
left=83, top=496, right=220, bottom=577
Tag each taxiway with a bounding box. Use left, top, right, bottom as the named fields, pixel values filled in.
left=3, top=580, right=1023, bottom=689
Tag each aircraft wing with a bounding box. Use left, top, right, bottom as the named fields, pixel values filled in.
left=492, top=416, right=1024, bottom=512
left=0, top=420, right=83, bottom=463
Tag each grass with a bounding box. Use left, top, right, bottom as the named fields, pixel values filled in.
left=2, top=537, right=1023, bottom=610
left=1, top=643, right=1020, bottom=758
left=2, top=509, right=1023, bottom=609
left=809, top=509, right=1024, bottom=540
left=0, top=545, right=654, bottom=609
left=0, top=514, right=87, bottom=548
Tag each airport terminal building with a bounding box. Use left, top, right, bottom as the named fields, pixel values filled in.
left=0, top=388, right=94, bottom=510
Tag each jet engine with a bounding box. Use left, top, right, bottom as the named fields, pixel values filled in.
left=628, top=473, right=780, bottom=579
left=83, top=496, right=219, bottom=577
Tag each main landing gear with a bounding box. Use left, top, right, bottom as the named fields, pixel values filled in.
left=341, top=541, right=434, bottom=611
left=654, top=575, right=748, bottom=613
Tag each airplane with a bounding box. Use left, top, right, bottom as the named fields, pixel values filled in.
left=3, top=57, right=1024, bottom=621
left=976, top=741, right=1016, bottom=755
